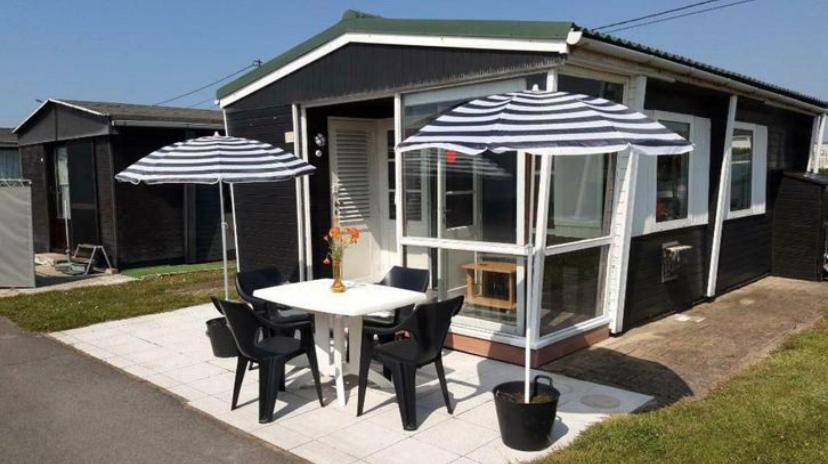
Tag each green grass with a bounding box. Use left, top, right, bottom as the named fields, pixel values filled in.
left=121, top=261, right=234, bottom=279
left=0, top=269, right=236, bottom=332
left=539, top=312, right=828, bottom=464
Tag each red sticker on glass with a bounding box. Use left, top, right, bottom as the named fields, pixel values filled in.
left=446, top=150, right=457, bottom=163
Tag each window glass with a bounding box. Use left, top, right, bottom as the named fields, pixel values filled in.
left=403, top=245, right=522, bottom=330
left=388, top=130, right=422, bottom=221
left=730, top=129, right=753, bottom=211
left=0, top=148, right=21, bottom=179
left=545, top=153, right=615, bottom=246
left=402, top=80, right=522, bottom=244
left=540, top=246, right=607, bottom=335
left=656, top=120, right=691, bottom=222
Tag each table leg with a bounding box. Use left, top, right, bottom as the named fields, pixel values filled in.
left=332, top=315, right=347, bottom=407
left=314, top=314, right=333, bottom=377
left=345, top=317, right=362, bottom=377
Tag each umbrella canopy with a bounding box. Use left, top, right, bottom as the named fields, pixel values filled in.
left=397, top=89, right=693, bottom=156
left=115, top=134, right=314, bottom=185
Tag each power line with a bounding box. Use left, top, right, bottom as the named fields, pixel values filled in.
left=594, top=0, right=727, bottom=30
left=154, top=59, right=262, bottom=106
left=602, top=0, right=758, bottom=33
left=187, top=96, right=218, bottom=108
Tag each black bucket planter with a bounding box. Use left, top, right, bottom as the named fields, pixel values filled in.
left=493, top=375, right=560, bottom=451
left=205, top=317, right=237, bottom=358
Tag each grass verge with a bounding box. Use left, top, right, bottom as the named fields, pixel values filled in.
left=0, top=269, right=236, bottom=332
left=539, top=311, right=828, bottom=464
left=121, top=261, right=234, bottom=279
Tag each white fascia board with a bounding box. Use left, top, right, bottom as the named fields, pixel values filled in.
left=218, top=32, right=569, bottom=108
left=13, top=98, right=107, bottom=133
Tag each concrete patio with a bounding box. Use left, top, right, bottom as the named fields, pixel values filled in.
left=51, top=304, right=652, bottom=464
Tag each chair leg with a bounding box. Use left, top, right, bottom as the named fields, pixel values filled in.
left=390, top=362, right=418, bottom=431
left=303, top=328, right=325, bottom=407
left=232, top=357, right=248, bottom=410
left=258, top=359, right=279, bottom=424
left=356, top=335, right=373, bottom=416
left=435, top=356, right=453, bottom=414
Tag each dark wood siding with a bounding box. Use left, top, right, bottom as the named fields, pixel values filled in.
left=17, top=103, right=109, bottom=146
left=94, top=138, right=118, bottom=266
left=226, top=44, right=561, bottom=111
left=772, top=175, right=826, bottom=281
left=111, top=127, right=214, bottom=268
left=19, top=145, right=50, bottom=252
left=226, top=104, right=300, bottom=278
left=624, top=226, right=708, bottom=327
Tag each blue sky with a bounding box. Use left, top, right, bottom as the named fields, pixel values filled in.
left=2, top=0, right=826, bottom=131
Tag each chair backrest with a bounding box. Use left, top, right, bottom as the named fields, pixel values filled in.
left=235, top=267, right=285, bottom=303
left=211, top=297, right=262, bottom=360
left=407, top=295, right=464, bottom=361
left=378, top=266, right=429, bottom=293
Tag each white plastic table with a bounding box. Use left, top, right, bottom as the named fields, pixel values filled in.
left=253, top=279, right=427, bottom=406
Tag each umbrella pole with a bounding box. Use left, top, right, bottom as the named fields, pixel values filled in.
left=218, top=183, right=229, bottom=299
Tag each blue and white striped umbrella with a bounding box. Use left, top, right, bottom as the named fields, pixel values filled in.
left=114, top=133, right=314, bottom=299
left=115, top=134, right=314, bottom=185
left=397, top=89, right=693, bottom=156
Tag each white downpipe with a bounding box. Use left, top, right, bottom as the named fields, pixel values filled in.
left=292, top=104, right=306, bottom=281
left=807, top=116, right=820, bottom=173
left=526, top=154, right=552, bottom=402
left=815, top=114, right=827, bottom=173
left=218, top=183, right=230, bottom=299
left=707, top=95, right=739, bottom=297
left=230, top=183, right=240, bottom=274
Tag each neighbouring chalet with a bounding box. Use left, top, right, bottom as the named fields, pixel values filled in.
left=216, top=10, right=828, bottom=365
left=14, top=99, right=229, bottom=269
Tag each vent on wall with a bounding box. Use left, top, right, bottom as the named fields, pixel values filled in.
left=331, top=129, right=372, bottom=225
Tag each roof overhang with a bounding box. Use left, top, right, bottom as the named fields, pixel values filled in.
left=217, top=32, right=571, bottom=108
left=111, top=119, right=223, bottom=130
left=570, top=34, right=828, bottom=115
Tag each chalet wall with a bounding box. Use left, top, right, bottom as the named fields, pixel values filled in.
left=94, top=138, right=118, bottom=265
left=716, top=99, right=813, bottom=292
left=623, top=81, right=729, bottom=329
left=19, top=144, right=50, bottom=252
left=226, top=104, right=300, bottom=278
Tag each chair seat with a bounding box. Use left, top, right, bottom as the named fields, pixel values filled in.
left=363, top=314, right=395, bottom=329
left=254, top=335, right=301, bottom=357
left=265, top=309, right=312, bottom=325
left=374, top=339, right=434, bottom=365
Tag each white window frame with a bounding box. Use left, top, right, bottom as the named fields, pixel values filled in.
left=726, top=121, right=767, bottom=220
left=637, top=110, right=711, bottom=235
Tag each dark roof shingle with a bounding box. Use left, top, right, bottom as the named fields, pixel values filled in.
left=60, top=100, right=223, bottom=125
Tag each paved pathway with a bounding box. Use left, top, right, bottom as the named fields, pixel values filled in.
left=51, top=304, right=652, bottom=464
left=544, top=277, right=828, bottom=408
left=0, top=317, right=303, bottom=464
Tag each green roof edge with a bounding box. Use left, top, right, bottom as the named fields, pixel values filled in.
left=216, top=10, right=572, bottom=100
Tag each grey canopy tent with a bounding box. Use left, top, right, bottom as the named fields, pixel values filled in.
left=397, top=88, right=694, bottom=401
left=115, top=133, right=315, bottom=298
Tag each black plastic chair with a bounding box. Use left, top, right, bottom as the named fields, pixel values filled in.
left=235, top=268, right=311, bottom=325
left=357, top=296, right=464, bottom=430
left=211, top=297, right=324, bottom=423
left=364, top=266, right=430, bottom=329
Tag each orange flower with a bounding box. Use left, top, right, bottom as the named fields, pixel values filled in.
left=346, top=227, right=360, bottom=243
left=328, top=227, right=341, bottom=239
